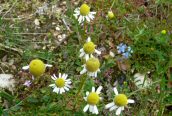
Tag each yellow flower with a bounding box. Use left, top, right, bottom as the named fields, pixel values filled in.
left=49, top=73, right=72, bottom=94
left=83, top=86, right=103, bottom=114
left=161, top=30, right=167, bottom=35
left=22, top=59, right=52, bottom=77
left=108, top=11, right=115, bottom=19
left=80, top=57, right=100, bottom=77
left=74, top=4, right=96, bottom=24
left=105, top=87, right=135, bottom=115
left=80, top=4, right=90, bottom=16
left=79, top=37, right=101, bottom=61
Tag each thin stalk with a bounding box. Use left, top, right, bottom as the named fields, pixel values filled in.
left=73, top=74, right=87, bottom=110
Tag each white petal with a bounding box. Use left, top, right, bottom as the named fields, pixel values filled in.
left=62, top=74, right=65, bottom=79
left=94, top=72, right=97, bottom=77
left=79, top=51, right=85, bottom=57
left=109, top=105, right=118, bottom=111
left=86, top=91, right=89, bottom=96
left=87, top=37, right=91, bottom=42
left=22, top=65, right=29, bottom=70
left=90, top=11, right=96, bottom=15
left=78, top=15, right=82, bottom=23
left=66, top=79, right=71, bottom=82
left=60, top=88, right=63, bottom=94
left=49, top=84, right=55, bottom=87
left=65, top=84, right=71, bottom=88
left=73, top=14, right=79, bottom=19
left=105, top=102, right=115, bottom=109
left=83, top=104, right=89, bottom=112
left=85, top=54, right=89, bottom=61
left=45, top=64, right=52, bottom=67
left=90, top=54, right=94, bottom=58
left=96, top=86, right=102, bottom=94
left=66, top=81, right=72, bottom=84
left=59, top=73, right=62, bottom=78
left=86, top=16, right=90, bottom=22
left=53, top=74, right=58, bottom=79
left=93, top=105, right=98, bottom=114
left=64, top=86, right=69, bottom=91
left=121, top=106, right=124, bottom=110
left=128, top=99, right=135, bottom=103
left=95, top=49, right=101, bottom=55
left=88, top=14, right=94, bottom=20
left=80, top=68, right=87, bottom=74
left=89, top=105, right=94, bottom=113
left=80, top=48, right=84, bottom=52
left=82, top=16, right=85, bottom=22
left=32, top=76, right=34, bottom=80
left=84, top=97, right=87, bottom=101
left=116, top=107, right=122, bottom=115
left=113, top=87, right=118, bottom=95
left=61, top=88, right=65, bottom=93
left=92, top=87, right=95, bottom=92
left=53, top=87, right=59, bottom=93
left=64, top=74, right=68, bottom=79
left=51, top=76, right=56, bottom=80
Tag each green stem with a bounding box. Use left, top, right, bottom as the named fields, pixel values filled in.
left=128, top=79, right=161, bottom=97
left=76, top=74, right=87, bottom=95
left=73, top=74, right=87, bottom=110
left=110, top=0, right=116, bottom=10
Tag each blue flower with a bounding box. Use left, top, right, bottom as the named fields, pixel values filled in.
left=117, top=43, right=133, bottom=59
left=117, top=43, right=127, bottom=54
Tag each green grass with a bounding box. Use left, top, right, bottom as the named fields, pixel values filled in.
left=0, top=0, right=172, bottom=116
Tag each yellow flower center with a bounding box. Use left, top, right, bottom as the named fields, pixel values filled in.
left=29, top=59, right=45, bottom=77
left=80, top=4, right=90, bottom=16
left=161, top=30, right=167, bottom=35
left=87, top=92, right=100, bottom=105
left=83, top=42, right=95, bottom=54
left=108, top=11, right=115, bottom=19
left=114, top=94, right=128, bottom=106
left=55, top=78, right=65, bottom=88
left=86, top=58, right=100, bottom=72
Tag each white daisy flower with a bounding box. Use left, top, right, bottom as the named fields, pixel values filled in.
left=73, top=3, right=96, bottom=24
left=83, top=86, right=103, bottom=115
left=49, top=73, right=71, bottom=94
left=105, top=87, right=135, bottom=115
left=22, top=59, right=52, bottom=77
left=79, top=37, right=101, bottom=61
left=80, top=57, right=100, bottom=77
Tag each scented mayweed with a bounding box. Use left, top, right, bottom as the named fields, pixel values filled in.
left=80, top=37, right=101, bottom=61
left=161, top=30, right=167, bottom=35
left=22, top=59, right=52, bottom=77
left=73, top=3, right=96, bottom=24
left=80, top=57, right=100, bottom=77
left=108, top=11, right=115, bottom=19
left=105, top=87, right=134, bottom=115
left=83, top=86, right=103, bottom=114
left=49, top=73, right=71, bottom=94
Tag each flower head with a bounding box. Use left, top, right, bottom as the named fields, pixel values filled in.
left=117, top=43, right=127, bottom=54
left=22, top=59, right=52, bottom=77
left=83, top=86, right=103, bottom=114
left=49, top=73, right=71, bottom=94
left=80, top=37, right=101, bottom=61
left=80, top=57, right=100, bottom=77
left=161, top=30, right=167, bottom=35
left=74, top=3, right=96, bottom=24
left=117, top=44, right=132, bottom=59
left=108, top=11, right=115, bottom=19
left=23, top=80, right=32, bottom=87
left=105, top=87, right=134, bottom=115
